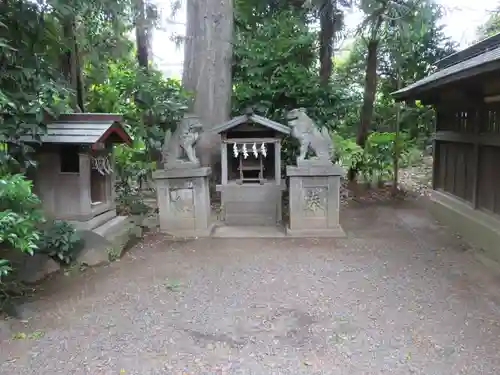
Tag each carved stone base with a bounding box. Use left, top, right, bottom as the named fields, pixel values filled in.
left=286, top=163, right=346, bottom=238
left=153, top=167, right=213, bottom=237
left=162, top=161, right=200, bottom=170
left=216, top=182, right=285, bottom=226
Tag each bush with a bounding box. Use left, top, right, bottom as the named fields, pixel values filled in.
left=363, top=132, right=397, bottom=183
left=117, top=191, right=151, bottom=216
left=333, top=133, right=364, bottom=171
left=114, top=141, right=155, bottom=194
left=0, top=174, right=44, bottom=281
left=333, top=131, right=418, bottom=184
left=37, top=220, right=83, bottom=265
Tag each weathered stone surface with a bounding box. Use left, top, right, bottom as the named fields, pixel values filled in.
left=129, top=224, right=144, bottom=238
left=76, top=230, right=112, bottom=266
left=19, top=253, right=61, bottom=284
left=154, top=167, right=212, bottom=237
left=286, top=163, right=345, bottom=237
left=141, top=214, right=159, bottom=231
left=287, top=107, right=334, bottom=164
left=161, top=113, right=203, bottom=168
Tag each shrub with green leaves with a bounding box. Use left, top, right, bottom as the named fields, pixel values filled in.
left=333, top=131, right=417, bottom=184
left=37, top=220, right=83, bottom=265
left=333, top=133, right=364, bottom=171
left=0, top=174, right=44, bottom=281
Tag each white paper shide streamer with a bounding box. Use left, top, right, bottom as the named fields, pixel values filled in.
left=232, top=142, right=268, bottom=158
left=91, top=155, right=113, bottom=175
left=252, top=143, right=258, bottom=158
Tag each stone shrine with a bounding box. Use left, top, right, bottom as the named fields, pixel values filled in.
left=286, top=108, right=345, bottom=237
left=153, top=114, right=212, bottom=237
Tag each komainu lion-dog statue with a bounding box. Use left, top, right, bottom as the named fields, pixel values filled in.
left=161, top=114, right=203, bottom=167
left=287, top=108, right=334, bottom=164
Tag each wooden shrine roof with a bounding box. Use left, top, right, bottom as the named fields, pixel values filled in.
left=21, top=113, right=132, bottom=145
left=213, top=111, right=291, bottom=135
left=393, top=33, right=500, bottom=100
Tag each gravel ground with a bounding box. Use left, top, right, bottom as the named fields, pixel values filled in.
left=2, top=200, right=500, bottom=374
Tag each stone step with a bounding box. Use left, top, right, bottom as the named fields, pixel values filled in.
left=93, top=215, right=131, bottom=239
left=212, top=225, right=286, bottom=238
left=76, top=216, right=135, bottom=267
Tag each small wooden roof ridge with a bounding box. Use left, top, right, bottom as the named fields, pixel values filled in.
left=21, top=113, right=132, bottom=145
left=212, top=110, right=291, bottom=135
left=393, top=33, right=500, bottom=100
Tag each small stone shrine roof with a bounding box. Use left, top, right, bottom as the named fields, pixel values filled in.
left=213, top=110, right=291, bottom=135
left=393, top=33, right=500, bottom=100
left=21, top=113, right=132, bottom=145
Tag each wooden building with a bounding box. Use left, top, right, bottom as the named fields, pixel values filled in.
left=393, top=33, right=500, bottom=259
left=23, top=113, right=132, bottom=232
left=213, top=111, right=290, bottom=226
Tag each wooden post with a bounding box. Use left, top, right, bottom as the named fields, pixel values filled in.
left=472, top=106, right=482, bottom=209
left=432, top=106, right=438, bottom=190
left=221, top=141, right=228, bottom=185
left=78, top=152, right=92, bottom=217
left=392, top=73, right=401, bottom=196
left=275, top=140, right=281, bottom=185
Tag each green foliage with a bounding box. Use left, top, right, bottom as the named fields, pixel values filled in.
left=117, top=192, right=151, bottom=216
left=233, top=0, right=354, bottom=167
left=114, top=144, right=152, bottom=215
left=233, top=0, right=450, bottom=178
left=333, top=0, right=455, bottom=142
left=334, top=131, right=417, bottom=183
left=86, top=59, right=189, bottom=202
left=86, top=60, right=189, bottom=150
left=233, top=3, right=348, bottom=126
left=0, top=174, right=44, bottom=280
left=332, top=133, right=364, bottom=170
left=477, top=5, right=500, bottom=39
left=0, top=211, right=40, bottom=256
left=114, top=142, right=154, bottom=190
left=37, top=220, right=83, bottom=265
left=0, top=2, right=72, bottom=168
left=362, top=132, right=398, bottom=182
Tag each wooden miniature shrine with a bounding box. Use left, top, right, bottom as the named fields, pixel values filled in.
left=213, top=111, right=290, bottom=226
left=23, top=113, right=131, bottom=231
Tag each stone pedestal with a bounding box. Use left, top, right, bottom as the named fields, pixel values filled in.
left=286, top=161, right=345, bottom=237
left=153, top=166, right=213, bottom=237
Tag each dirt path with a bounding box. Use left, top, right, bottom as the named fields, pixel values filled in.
left=2, top=200, right=500, bottom=374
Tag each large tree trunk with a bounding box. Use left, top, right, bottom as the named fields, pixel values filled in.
left=319, top=0, right=334, bottom=84
left=135, top=0, right=149, bottom=69
left=348, top=38, right=379, bottom=181
left=356, top=38, right=379, bottom=147
left=61, top=16, right=84, bottom=112
left=183, top=0, right=234, bottom=167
